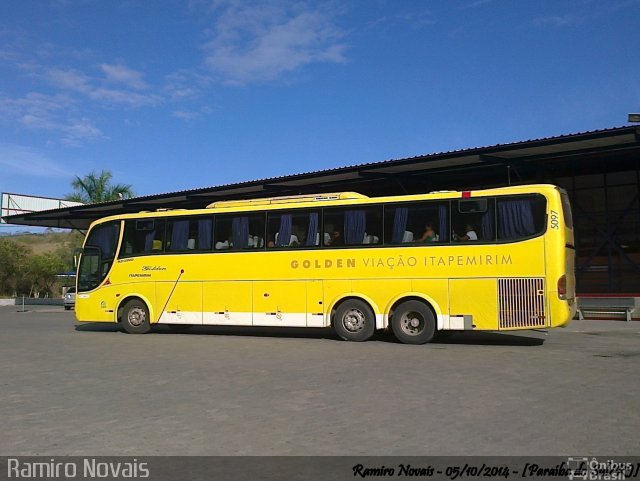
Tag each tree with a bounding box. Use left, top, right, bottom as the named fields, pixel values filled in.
left=0, top=239, right=28, bottom=296
left=65, top=170, right=134, bottom=203
left=23, top=253, right=66, bottom=297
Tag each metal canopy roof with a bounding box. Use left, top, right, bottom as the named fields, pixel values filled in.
left=4, top=125, right=639, bottom=230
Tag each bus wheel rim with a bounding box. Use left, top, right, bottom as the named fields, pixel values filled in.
left=128, top=307, right=146, bottom=327
left=343, top=308, right=366, bottom=332
left=400, top=311, right=424, bottom=336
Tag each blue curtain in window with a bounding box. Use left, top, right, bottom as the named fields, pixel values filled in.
left=198, top=219, right=212, bottom=250
left=344, top=210, right=366, bottom=244
left=169, top=220, right=189, bottom=251
left=498, top=200, right=535, bottom=239
left=232, top=217, right=249, bottom=249
left=481, top=211, right=494, bottom=241
left=438, top=205, right=449, bottom=242
left=392, top=207, right=408, bottom=243
left=89, top=225, right=115, bottom=258
left=276, top=214, right=292, bottom=247
left=144, top=229, right=155, bottom=253
left=306, top=213, right=319, bottom=246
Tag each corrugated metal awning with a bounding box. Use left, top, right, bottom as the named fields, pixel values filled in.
left=3, top=125, right=639, bottom=229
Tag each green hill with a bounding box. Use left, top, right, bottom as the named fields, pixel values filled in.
left=7, top=230, right=83, bottom=257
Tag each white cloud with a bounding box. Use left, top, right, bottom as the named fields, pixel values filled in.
left=0, top=91, right=71, bottom=126
left=173, top=110, right=201, bottom=121
left=164, top=69, right=212, bottom=99
left=172, top=106, right=212, bottom=121
left=88, top=87, right=161, bottom=107
left=0, top=92, right=104, bottom=146
left=462, top=0, right=493, bottom=8
left=2, top=5, right=351, bottom=145
left=47, top=68, right=92, bottom=91
left=61, top=118, right=106, bottom=147
left=364, top=9, right=435, bottom=31
left=20, top=113, right=56, bottom=130
left=0, top=60, right=160, bottom=145
left=0, top=143, right=68, bottom=177
left=46, top=66, right=160, bottom=107
left=202, top=1, right=347, bottom=84
left=0, top=31, right=176, bottom=144
left=533, top=14, right=582, bottom=27
left=100, top=63, right=148, bottom=90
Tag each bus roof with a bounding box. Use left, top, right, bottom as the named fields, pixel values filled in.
left=89, top=183, right=562, bottom=226
left=206, top=192, right=368, bottom=209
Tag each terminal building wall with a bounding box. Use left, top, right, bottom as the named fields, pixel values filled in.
left=554, top=169, right=639, bottom=294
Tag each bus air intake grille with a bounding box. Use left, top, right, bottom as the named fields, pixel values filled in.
left=498, top=278, right=546, bottom=329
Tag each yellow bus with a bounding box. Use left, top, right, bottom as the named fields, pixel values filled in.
left=75, top=184, right=576, bottom=344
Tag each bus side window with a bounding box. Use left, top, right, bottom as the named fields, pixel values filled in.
left=323, top=206, right=382, bottom=247
left=121, top=219, right=165, bottom=256
left=267, top=210, right=321, bottom=248
left=215, top=214, right=265, bottom=250
left=452, top=198, right=494, bottom=242
left=149, top=220, right=165, bottom=252
left=496, top=194, right=546, bottom=241
left=384, top=201, right=449, bottom=244
left=167, top=217, right=213, bottom=252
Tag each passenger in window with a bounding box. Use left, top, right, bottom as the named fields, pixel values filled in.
left=274, top=232, right=298, bottom=246
left=415, top=223, right=438, bottom=243
left=215, top=234, right=233, bottom=250
left=326, top=230, right=344, bottom=246
left=454, top=224, right=478, bottom=241
left=286, top=234, right=299, bottom=246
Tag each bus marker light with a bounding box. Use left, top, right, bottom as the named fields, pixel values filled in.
left=557, top=275, right=567, bottom=299
left=462, top=191, right=471, bottom=198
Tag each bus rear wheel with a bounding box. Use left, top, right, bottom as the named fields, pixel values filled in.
left=391, top=300, right=436, bottom=345
left=120, top=299, right=151, bottom=334
left=333, top=299, right=376, bottom=342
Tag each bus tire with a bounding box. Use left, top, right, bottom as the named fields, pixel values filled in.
left=333, top=299, right=376, bottom=342
left=120, top=299, right=151, bottom=334
left=391, top=300, right=436, bottom=345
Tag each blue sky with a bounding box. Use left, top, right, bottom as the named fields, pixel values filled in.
left=1, top=0, right=639, bottom=204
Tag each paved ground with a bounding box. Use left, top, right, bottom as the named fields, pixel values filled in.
left=1, top=305, right=638, bottom=456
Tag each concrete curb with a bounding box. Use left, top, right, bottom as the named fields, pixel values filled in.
left=0, top=298, right=63, bottom=306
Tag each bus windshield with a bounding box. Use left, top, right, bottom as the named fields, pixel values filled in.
left=78, top=221, right=120, bottom=292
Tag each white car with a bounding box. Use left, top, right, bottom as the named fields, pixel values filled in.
left=63, top=287, right=76, bottom=310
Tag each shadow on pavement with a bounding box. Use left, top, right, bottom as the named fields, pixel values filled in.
left=75, top=322, right=545, bottom=346
left=433, top=331, right=545, bottom=346
left=75, top=323, right=120, bottom=332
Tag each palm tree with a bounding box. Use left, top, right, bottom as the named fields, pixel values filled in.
left=65, top=170, right=135, bottom=203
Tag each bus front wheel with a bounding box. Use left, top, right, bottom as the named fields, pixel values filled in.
left=120, top=299, right=151, bottom=334
left=391, top=300, right=436, bottom=345
left=333, top=299, right=376, bottom=342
